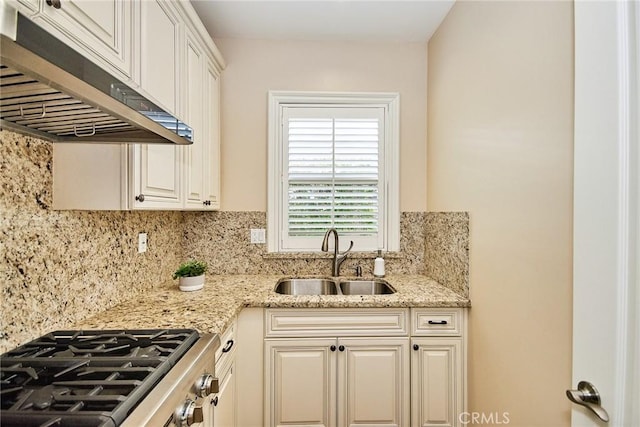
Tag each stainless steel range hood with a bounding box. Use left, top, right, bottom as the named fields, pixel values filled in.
left=0, top=6, right=192, bottom=145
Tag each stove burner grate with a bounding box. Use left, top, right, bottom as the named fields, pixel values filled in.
left=0, top=329, right=199, bottom=427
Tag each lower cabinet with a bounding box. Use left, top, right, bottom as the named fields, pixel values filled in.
left=411, top=338, right=463, bottom=427
left=214, top=318, right=237, bottom=427
left=214, top=356, right=236, bottom=427
left=265, top=337, right=409, bottom=427
left=265, top=338, right=336, bottom=426
left=261, top=307, right=467, bottom=427
left=340, top=338, right=410, bottom=426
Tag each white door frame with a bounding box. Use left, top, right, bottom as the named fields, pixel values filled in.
left=572, top=0, right=639, bottom=425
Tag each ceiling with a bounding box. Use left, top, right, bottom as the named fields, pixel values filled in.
left=190, top=1, right=455, bottom=43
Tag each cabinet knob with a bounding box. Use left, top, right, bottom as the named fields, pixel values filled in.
left=338, top=345, right=345, bottom=352
left=330, top=345, right=336, bottom=352
left=46, top=0, right=62, bottom=9
left=413, top=344, right=419, bottom=351
left=135, top=194, right=145, bottom=202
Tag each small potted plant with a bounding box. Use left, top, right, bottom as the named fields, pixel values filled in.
left=173, top=260, right=208, bottom=291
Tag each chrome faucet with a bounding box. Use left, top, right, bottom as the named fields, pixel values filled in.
left=321, top=228, right=354, bottom=277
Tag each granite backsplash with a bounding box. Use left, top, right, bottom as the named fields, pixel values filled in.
left=1, top=129, right=469, bottom=353
left=182, top=211, right=468, bottom=296
left=1, top=131, right=184, bottom=352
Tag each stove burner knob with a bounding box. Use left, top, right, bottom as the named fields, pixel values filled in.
left=174, top=399, right=203, bottom=427
left=196, top=373, right=219, bottom=397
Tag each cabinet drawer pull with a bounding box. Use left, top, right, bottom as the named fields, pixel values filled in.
left=46, top=0, right=61, bottom=9
left=428, top=320, right=448, bottom=325
left=212, top=396, right=218, bottom=406
left=222, top=339, right=234, bottom=353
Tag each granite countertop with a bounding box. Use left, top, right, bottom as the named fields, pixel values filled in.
left=73, top=274, right=470, bottom=337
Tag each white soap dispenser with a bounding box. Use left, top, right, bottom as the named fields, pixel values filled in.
left=373, top=250, right=385, bottom=277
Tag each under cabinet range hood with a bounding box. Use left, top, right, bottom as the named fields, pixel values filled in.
left=0, top=6, right=192, bottom=144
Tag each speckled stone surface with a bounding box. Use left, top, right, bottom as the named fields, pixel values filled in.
left=73, top=274, right=470, bottom=336
left=1, top=131, right=184, bottom=352
left=1, top=129, right=470, bottom=353
left=183, top=211, right=469, bottom=297
left=183, top=211, right=428, bottom=276
left=425, top=212, right=469, bottom=297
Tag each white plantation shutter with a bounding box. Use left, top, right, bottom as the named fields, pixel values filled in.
left=282, top=107, right=384, bottom=250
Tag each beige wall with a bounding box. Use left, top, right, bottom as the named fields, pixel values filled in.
left=427, top=1, right=574, bottom=426
left=215, top=38, right=428, bottom=212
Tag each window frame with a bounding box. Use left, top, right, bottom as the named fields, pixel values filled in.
left=267, top=91, right=400, bottom=253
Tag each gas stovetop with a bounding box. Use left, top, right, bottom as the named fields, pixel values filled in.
left=0, top=329, right=200, bottom=427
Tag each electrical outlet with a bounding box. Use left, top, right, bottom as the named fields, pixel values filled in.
left=138, top=233, right=148, bottom=253
left=250, top=229, right=266, bottom=244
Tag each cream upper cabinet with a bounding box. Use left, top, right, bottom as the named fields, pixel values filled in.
left=183, top=29, right=206, bottom=208
left=51, top=0, right=225, bottom=211
left=32, top=0, right=134, bottom=79
left=131, top=144, right=182, bottom=208
left=134, top=0, right=183, bottom=213
left=182, top=26, right=220, bottom=210
left=203, top=58, right=221, bottom=209
left=138, top=0, right=180, bottom=115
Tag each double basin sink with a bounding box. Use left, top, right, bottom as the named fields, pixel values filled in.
left=274, top=277, right=395, bottom=296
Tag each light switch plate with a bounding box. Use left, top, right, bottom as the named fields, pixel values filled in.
left=138, top=233, right=148, bottom=253
left=250, top=229, right=266, bottom=244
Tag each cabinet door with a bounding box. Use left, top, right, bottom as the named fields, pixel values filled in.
left=132, top=144, right=182, bottom=208
left=338, top=338, right=410, bottom=427
left=139, top=0, right=179, bottom=114
left=13, top=0, right=39, bottom=15
left=203, top=58, right=221, bottom=209
left=265, top=338, right=337, bottom=427
left=411, top=338, right=463, bottom=427
left=37, top=0, right=133, bottom=78
left=214, top=358, right=237, bottom=427
left=183, top=29, right=206, bottom=209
